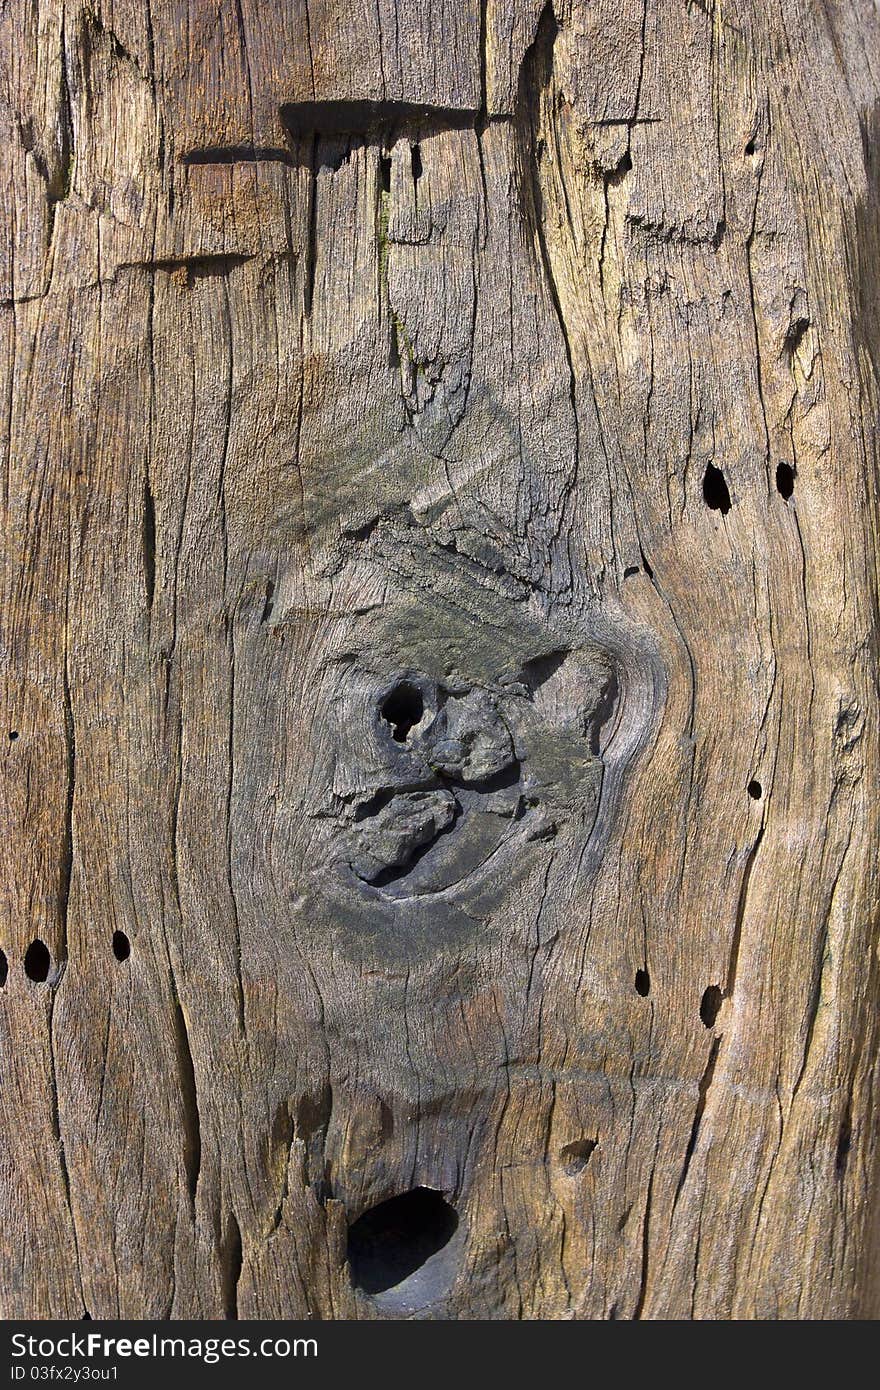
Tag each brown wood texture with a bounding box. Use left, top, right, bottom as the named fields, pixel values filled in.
left=2, top=0, right=880, bottom=1320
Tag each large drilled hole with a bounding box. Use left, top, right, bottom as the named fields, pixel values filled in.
left=0, top=948, right=7, bottom=987
left=703, top=463, right=732, bottom=515
left=700, top=984, right=723, bottom=1028
left=380, top=682, right=424, bottom=743
left=347, top=1188, right=458, bottom=1296
left=24, top=939, right=51, bottom=983
left=634, top=968, right=650, bottom=997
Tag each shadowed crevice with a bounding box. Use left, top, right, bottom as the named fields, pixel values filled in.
left=282, top=99, right=478, bottom=143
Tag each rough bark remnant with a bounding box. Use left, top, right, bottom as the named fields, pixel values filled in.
left=1, top=0, right=879, bottom=1319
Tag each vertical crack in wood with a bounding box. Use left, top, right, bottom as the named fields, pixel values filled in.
left=478, top=0, right=488, bottom=119
left=267, top=1099, right=295, bottom=1235
left=45, top=14, right=74, bottom=256
left=304, top=134, right=319, bottom=317
left=217, top=279, right=245, bottom=1035
left=377, top=148, right=390, bottom=340
left=225, top=621, right=245, bottom=1035
left=60, top=661, right=75, bottom=956
left=168, top=703, right=185, bottom=927
left=48, top=993, right=85, bottom=1312
left=792, top=807, right=857, bottom=1100
left=260, top=577, right=275, bottom=624
left=519, top=4, right=580, bottom=507
left=296, top=1083, right=333, bottom=1198
left=744, top=100, right=773, bottom=490
left=725, top=822, right=765, bottom=1005
left=170, top=986, right=201, bottom=1207
left=790, top=506, right=817, bottom=725
left=142, top=474, right=156, bottom=611
left=633, top=1126, right=660, bottom=1320
left=221, top=1211, right=243, bottom=1319
left=836, top=1089, right=853, bottom=1179
left=145, top=272, right=158, bottom=626
left=674, top=1036, right=721, bottom=1208
left=231, top=0, right=255, bottom=141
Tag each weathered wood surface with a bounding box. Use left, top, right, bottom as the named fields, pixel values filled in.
left=2, top=0, right=879, bottom=1319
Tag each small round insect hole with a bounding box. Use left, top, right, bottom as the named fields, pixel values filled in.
left=700, top=984, right=723, bottom=1028
left=776, top=461, right=795, bottom=500
left=112, top=930, right=131, bottom=962
left=24, top=939, right=51, bottom=983
left=703, top=463, right=732, bottom=515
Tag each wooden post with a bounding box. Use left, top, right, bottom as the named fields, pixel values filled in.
left=2, top=0, right=879, bottom=1319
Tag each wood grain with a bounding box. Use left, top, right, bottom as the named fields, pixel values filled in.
left=1, top=0, right=879, bottom=1319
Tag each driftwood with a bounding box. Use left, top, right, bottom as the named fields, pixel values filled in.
left=1, top=0, right=879, bottom=1319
